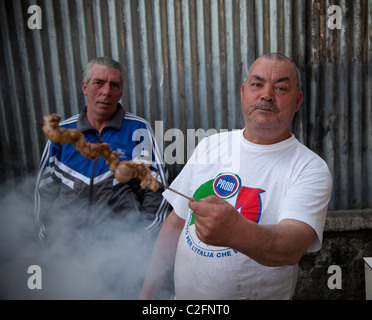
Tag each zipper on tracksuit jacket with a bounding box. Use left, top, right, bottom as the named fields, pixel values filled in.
left=88, top=132, right=103, bottom=209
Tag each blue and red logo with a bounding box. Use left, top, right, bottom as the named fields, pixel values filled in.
left=212, top=173, right=241, bottom=199
left=186, top=173, right=266, bottom=258
left=191, top=172, right=265, bottom=224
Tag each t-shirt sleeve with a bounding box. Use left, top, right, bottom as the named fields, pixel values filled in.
left=278, top=158, right=333, bottom=252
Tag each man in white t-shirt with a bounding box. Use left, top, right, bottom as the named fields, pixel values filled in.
left=140, top=53, right=333, bottom=300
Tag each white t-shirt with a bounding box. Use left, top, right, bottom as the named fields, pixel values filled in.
left=163, top=130, right=332, bottom=300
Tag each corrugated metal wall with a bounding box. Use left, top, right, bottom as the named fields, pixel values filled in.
left=0, top=0, right=371, bottom=211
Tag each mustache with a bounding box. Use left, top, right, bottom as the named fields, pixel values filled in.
left=253, top=101, right=279, bottom=113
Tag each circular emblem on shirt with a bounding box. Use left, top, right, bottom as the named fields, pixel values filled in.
left=212, top=173, right=241, bottom=199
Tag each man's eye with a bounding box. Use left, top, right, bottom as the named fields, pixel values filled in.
left=275, top=86, right=288, bottom=92
left=251, top=83, right=262, bottom=87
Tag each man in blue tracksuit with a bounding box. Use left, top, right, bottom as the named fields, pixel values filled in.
left=34, top=57, right=170, bottom=240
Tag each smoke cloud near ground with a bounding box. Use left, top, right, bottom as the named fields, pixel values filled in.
left=0, top=176, right=173, bottom=300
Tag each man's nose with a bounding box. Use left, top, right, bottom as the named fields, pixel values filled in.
left=261, top=86, right=275, bottom=102
left=101, top=83, right=111, bottom=95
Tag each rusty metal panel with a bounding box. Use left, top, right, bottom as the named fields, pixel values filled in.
left=0, top=0, right=371, bottom=211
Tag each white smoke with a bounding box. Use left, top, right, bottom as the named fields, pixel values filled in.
left=0, top=176, right=173, bottom=300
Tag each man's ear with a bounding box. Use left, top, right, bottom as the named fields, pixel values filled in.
left=295, top=90, right=303, bottom=112
left=240, top=84, right=245, bottom=101
left=82, top=82, right=88, bottom=96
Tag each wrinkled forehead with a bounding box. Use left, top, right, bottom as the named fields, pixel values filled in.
left=248, top=57, right=297, bottom=82
left=91, top=64, right=122, bottom=82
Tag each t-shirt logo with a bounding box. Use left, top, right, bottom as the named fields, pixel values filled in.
left=212, top=173, right=241, bottom=199
left=185, top=173, right=265, bottom=259
left=192, top=172, right=265, bottom=224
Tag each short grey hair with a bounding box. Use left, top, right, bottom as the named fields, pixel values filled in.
left=83, top=57, right=123, bottom=85
left=249, top=53, right=302, bottom=92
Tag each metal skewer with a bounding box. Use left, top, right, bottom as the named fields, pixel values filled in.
left=159, top=183, right=195, bottom=202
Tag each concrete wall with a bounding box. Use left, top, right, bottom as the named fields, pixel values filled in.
left=294, top=211, right=372, bottom=300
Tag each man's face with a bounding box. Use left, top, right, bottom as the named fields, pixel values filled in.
left=241, top=57, right=303, bottom=144
left=82, top=64, right=123, bottom=120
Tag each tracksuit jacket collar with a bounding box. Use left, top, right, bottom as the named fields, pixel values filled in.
left=76, top=103, right=125, bottom=132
